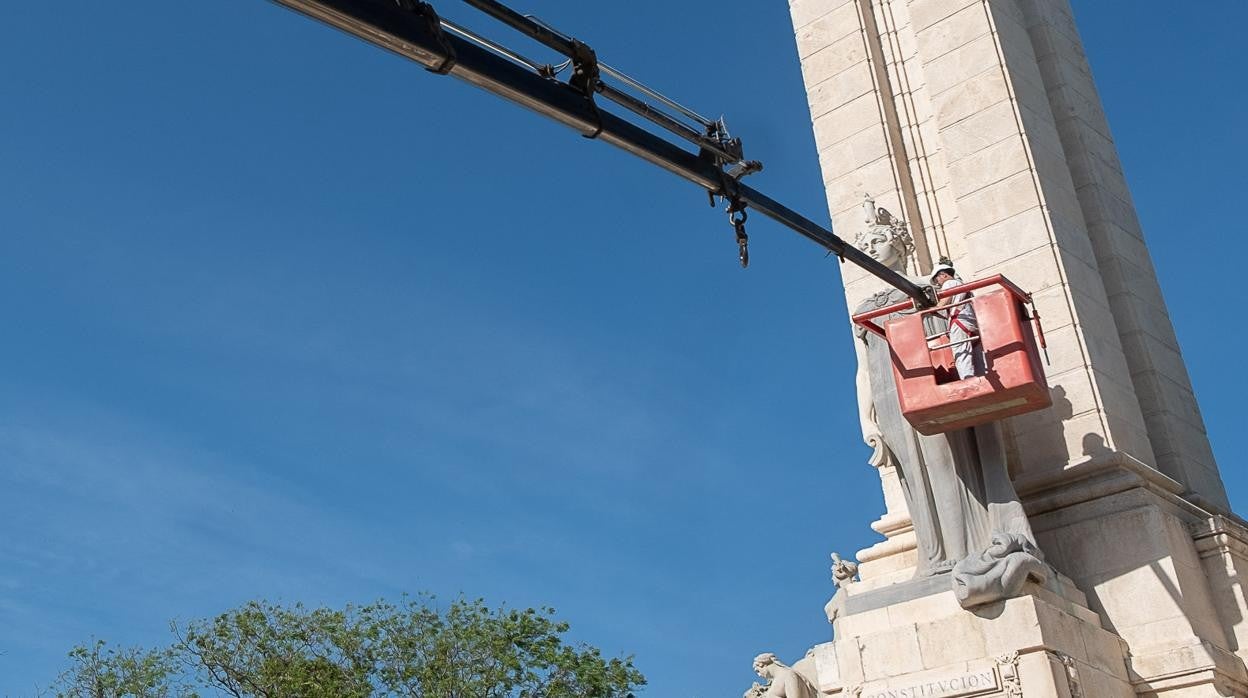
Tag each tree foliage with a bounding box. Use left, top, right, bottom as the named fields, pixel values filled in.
left=50, top=596, right=644, bottom=697
left=50, top=640, right=184, bottom=698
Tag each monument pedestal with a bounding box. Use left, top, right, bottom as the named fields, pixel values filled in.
left=797, top=455, right=1248, bottom=698
left=1021, top=456, right=1248, bottom=697
left=815, top=576, right=1133, bottom=697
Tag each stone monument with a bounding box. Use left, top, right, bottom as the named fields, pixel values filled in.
left=745, top=0, right=1248, bottom=695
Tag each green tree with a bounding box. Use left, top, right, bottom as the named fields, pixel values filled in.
left=50, top=596, right=644, bottom=697
left=50, top=640, right=185, bottom=698
left=176, top=601, right=374, bottom=698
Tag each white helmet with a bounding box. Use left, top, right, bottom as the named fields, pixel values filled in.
left=929, top=263, right=956, bottom=285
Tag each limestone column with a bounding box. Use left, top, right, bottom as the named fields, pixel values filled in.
left=790, top=0, right=1248, bottom=694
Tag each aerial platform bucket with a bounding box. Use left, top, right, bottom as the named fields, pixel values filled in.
left=852, top=275, right=1050, bottom=435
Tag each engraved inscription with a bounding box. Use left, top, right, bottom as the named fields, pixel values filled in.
left=860, top=669, right=1000, bottom=698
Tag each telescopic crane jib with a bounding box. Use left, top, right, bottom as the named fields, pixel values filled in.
left=269, top=0, right=934, bottom=307
left=270, top=0, right=1056, bottom=434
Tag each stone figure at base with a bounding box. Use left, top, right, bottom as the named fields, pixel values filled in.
left=743, top=652, right=818, bottom=698
left=850, top=199, right=1044, bottom=608
left=830, top=552, right=858, bottom=589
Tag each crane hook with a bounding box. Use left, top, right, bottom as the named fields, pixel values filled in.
left=728, top=200, right=749, bottom=269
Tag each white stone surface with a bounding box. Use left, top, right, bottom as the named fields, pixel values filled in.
left=825, top=585, right=1134, bottom=696
left=809, top=642, right=841, bottom=693
left=857, top=663, right=999, bottom=698
left=790, top=0, right=1245, bottom=693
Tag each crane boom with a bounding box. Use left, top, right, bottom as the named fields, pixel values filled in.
left=270, top=0, right=935, bottom=307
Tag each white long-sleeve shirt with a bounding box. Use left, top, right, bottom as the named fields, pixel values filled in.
left=941, top=278, right=977, bottom=332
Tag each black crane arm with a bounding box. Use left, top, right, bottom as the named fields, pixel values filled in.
left=270, top=0, right=934, bottom=307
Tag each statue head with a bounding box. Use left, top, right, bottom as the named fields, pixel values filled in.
left=853, top=218, right=913, bottom=272
left=752, top=652, right=782, bottom=678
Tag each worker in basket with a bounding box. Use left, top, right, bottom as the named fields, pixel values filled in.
left=930, top=263, right=985, bottom=380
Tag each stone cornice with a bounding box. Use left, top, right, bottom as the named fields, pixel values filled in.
left=1190, top=515, right=1248, bottom=560
left=1013, top=450, right=1233, bottom=525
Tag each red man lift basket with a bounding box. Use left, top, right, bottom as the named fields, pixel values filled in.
left=852, top=275, right=1050, bottom=435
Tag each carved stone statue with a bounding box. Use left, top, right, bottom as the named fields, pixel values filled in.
left=830, top=552, right=859, bottom=589
left=743, top=652, right=818, bottom=698
left=850, top=197, right=1044, bottom=608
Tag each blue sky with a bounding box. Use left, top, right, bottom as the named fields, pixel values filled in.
left=1, top=1, right=1245, bottom=695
